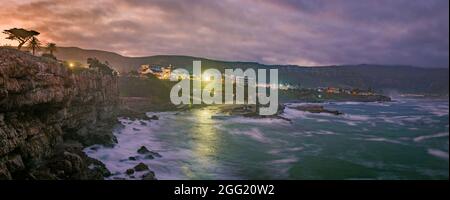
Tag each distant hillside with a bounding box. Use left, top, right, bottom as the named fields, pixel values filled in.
left=54, top=47, right=449, bottom=95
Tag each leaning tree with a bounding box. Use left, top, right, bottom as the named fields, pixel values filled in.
left=3, top=28, right=40, bottom=50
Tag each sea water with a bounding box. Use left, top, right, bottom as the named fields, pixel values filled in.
left=85, top=98, right=449, bottom=180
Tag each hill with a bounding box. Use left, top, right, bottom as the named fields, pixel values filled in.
left=53, top=47, right=449, bottom=95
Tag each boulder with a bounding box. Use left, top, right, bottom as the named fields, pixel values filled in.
left=137, top=146, right=150, bottom=154
left=126, top=168, right=135, bottom=175
left=137, top=146, right=162, bottom=158
left=142, top=171, right=156, bottom=180
left=133, top=163, right=149, bottom=172
left=128, top=156, right=138, bottom=161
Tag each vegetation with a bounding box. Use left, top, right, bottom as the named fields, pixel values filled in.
left=62, top=60, right=84, bottom=74
left=3, top=28, right=40, bottom=50
left=27, top=36, right=41, bottom=55
left=3, top=28, right=59, bottom=60
left=41, top=43, right=58, bottom=60
left=46, top=43, right=57, bottom=56
left=119, top=75, right=175, bottom=101
left=42, top=53, right=57, bottom=60
left=87, top=57, right=117, bottom=76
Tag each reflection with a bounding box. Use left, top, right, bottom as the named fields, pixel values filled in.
left=192, top=108, right=219, bottom=158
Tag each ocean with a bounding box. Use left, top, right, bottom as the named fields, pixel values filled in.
left=85, top=98, right=449, bottom=180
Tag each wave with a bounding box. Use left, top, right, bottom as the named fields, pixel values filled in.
left=427, top=149, right=449, bottom=160
left=342, top=114, right=371, bottom=121
left=269, top=157, right=299, bottom=164
left=353, top=137, right=404, bottom=144
left=414, top=132, right=449, bottom=142
left=228, top=128, right=271, bottom=143
left=415, top=103, right=449, bottom=117
left=304, top=130, right=339, bottom=135
left=268, top=147, right=304, bottom=156
left=224, top=116, right=290, bottom=125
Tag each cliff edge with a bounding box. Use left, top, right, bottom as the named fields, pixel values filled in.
left=0, top=48, right=119, bottom=179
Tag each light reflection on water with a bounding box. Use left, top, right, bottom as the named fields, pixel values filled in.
left=85, top=99, right=449, bottom=180
left=187, top=108, right=220, bottom=178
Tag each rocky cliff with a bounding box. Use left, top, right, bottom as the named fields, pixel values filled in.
left=0, top=48, right=119, bottom=180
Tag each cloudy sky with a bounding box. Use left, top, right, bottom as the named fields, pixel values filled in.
left=0, top=0, right=448, bottom=67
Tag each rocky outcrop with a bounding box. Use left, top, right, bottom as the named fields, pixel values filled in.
left=293, top=105, right=343, bottom=115
left=0, top=48, right=119, bottom=179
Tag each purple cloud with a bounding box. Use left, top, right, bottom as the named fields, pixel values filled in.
left=0, top=0, right=448, bottom=68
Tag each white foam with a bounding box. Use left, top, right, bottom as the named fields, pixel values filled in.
left=337, top=120, right=359, bottom=126
left=414, top=132, right=449, bottom=142
left=415, top=103, right=449, bottom=117
left=354, top=137, right=403, bottom=144
left=229, top=128, right=270, bottom=143
left=427, top=149, right=449, bottom=160
left=333, top=102, right=363, bottom=105
left=281, top=106, right=338, bottom=121
left=304, top=130, right=339, bottom=135
left=268, top=147, right=304, bottom=155
left=270, top=157, right=299, bottom=164
left=342, top=114, right=371, bottom=121
left=225, top=116, right=289, bottom=125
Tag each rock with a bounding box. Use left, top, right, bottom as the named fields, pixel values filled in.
left=137, top=146, right=162, bottom=158
left=85, top=157, right=112, bottom=178
left=293, top=105, right=343, bottom=115
left=0, top=163, right=12, bottom=180
left=133, top=163, right=149, bottom=172
left=149, top=115, right=159, bottom=120
left=137, top=146, right=151, bottom=154
left=142, top=171, right=156, bottom=180
left=5, top=154, right=25, bottom=173
left=0, top=48, right=119, bottom=180
left=128, top=156, right=138, bottom=161
left=90, top=146, right=100, bottom=151
left=125, top=168, right=135, bottom=175
left=132, top=128, right=141, bottom=131
left=148, top=151, right=162, bottom=158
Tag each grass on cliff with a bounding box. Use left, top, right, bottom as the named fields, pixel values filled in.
left=119, top=75, right=176, bottom=103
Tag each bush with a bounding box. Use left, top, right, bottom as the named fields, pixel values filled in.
left=41, top=53, right=57, bottom=60
left=87, top=58, right=117, bottom=76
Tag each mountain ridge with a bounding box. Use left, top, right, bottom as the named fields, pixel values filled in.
left=52, top=46, right=449, bottom=95
left=54, top=46, right=447, bottom=70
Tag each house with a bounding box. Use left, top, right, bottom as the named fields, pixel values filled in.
left=350, top=88, right=374, bottom=96
left=326, top=87, right=340, bottom=94
left=139, top=64, right=172, bottom=79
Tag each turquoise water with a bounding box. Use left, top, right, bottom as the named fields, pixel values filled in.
left=85, top=98, right=449, bottom=180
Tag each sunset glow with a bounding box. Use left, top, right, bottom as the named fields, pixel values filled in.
left=1, top=0, right=448, bottom=67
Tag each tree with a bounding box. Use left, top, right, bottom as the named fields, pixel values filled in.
left=3, top=28, right=40, bottom=50
left=46, top=43, right=57, bottom=55
left=28, top=36, right=41, bottom=56
left=87, top=58, right=116, bottom=76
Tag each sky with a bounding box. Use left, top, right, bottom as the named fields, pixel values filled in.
left=0, top=0, right=448, bottom=68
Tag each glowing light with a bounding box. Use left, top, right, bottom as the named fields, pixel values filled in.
left=191, top=108, right=219, bottom=165
left=203, top=75, right=211, bottom=81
